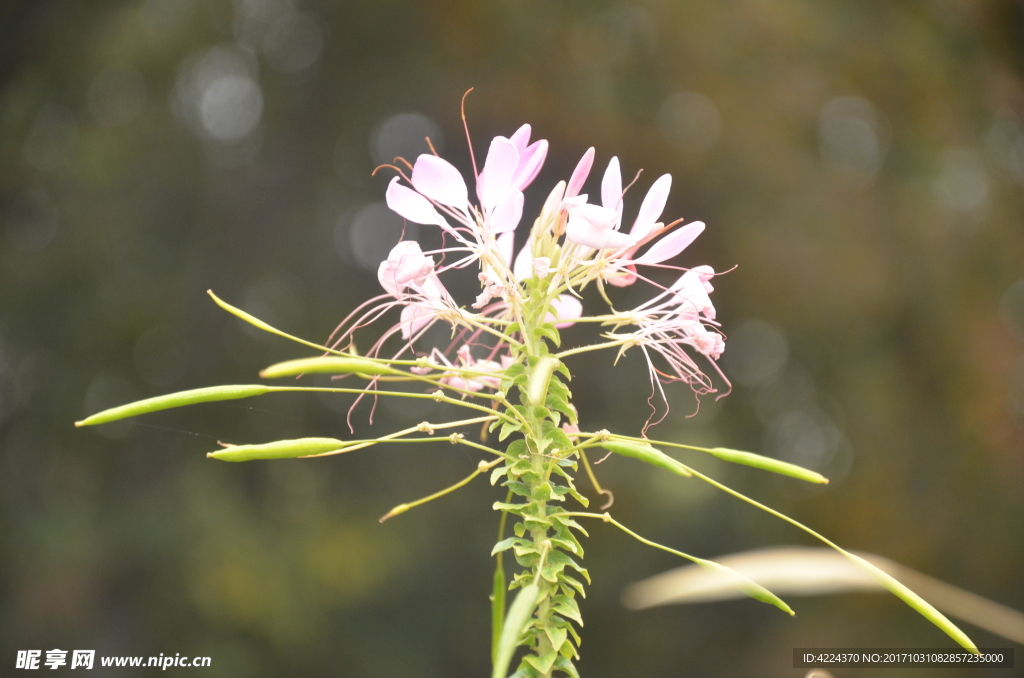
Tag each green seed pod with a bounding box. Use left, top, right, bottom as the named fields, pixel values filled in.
left=492, top=582, right=541, bottom=678
left=600, top=440, right=692, bottom=478
left=75, top=385, right=272, bottom=427
left=259, top=356, right=398, bottom=379
left=708, top=447, right=828, bottom=484
left=207, top=437, right=346, bottom=462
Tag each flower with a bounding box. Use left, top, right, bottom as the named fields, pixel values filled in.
left=372, top=116, right=727, bottom=419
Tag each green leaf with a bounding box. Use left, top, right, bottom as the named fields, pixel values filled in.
left=259, top=356, right=398, bottom=378
left=493, top=501, right=530, bottom=514
left=504, top=481, right=531, bottom=497
left=523, top=649, right=557, bottom=676
left=545, top=393, right=574, bottom=424
left=206, top=437, right=346, bottom=462
left=554, top=656, right=580, bottom=678
left=544, top=627, right=568, bottom=658
left=491, top=465, right=509, bottom=486
left=559, top=574, right=586, bottom=598
left=707, top=447, right=828, bottom=484
left=76, top=384, right=271, bottom=426
left=491, top=537, right=520, bottom=556
left=552, top=595, right=583, bottom=626
left=554, top=360, right=571, bottom=381
left=542, top=423, right=574, bottom=453
left=492, top=583, right=540, bottom=678
left=499, top=421, right=522, bottom=442
left=506, top=440, right=528, bottom=457
left=536, top=322, right=561, bottom=348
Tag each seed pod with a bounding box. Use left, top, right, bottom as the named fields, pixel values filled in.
left=492, top=582, right=541, bottom=678
left=207, top=437, right=346, bottom=462
left=259, top=356, right=398, bottom=379
left=75, top=385, right=272, bottom=427
left=708, top=447, right=828, bottom=484
left=600, top=440, right=692, bottom=477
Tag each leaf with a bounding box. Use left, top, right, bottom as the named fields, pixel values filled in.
left=707, top=447, right=827, bottom=484
left=559, top=574, right=587, bottom=598
left=542, top=422, right=574, bottom=452
left=491, top=465, right=509, bottom=486
left=259, top=356, right=398, bottom=378
left=504, top=481, right=532, bottom=498
left=545, top=393, right=574, bottom=424
left=75, top=385, right=271, bottom=426
left=492, top=583, right=540, bottom=678
left=554, top=360, right=571, bottom=381
left=600, top=440, right=692, bottom=478
left=535, top=482, right=554, bottom=502
left=499, top=421, right=522, bottom=442
left=491, top=537, right=521, bottom=556
left=552, top=595, right=584, bottom=626
left=523, top=648, right=558, bottom=675
left=206, top=437, right=346, bottom=462
left=493, top=501, right=530, bottom=514
left=544, top=626, right=568, bottom=658
left=554, top=657, right=580, bottom=678
left=536, top=322, right=561, bottom=348
left=506, top=440, right=528, bottom=456
left=550, top=537, right=582, bottom=558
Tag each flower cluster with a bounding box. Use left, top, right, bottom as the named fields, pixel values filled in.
left=362, top=122, right=727, bottom=420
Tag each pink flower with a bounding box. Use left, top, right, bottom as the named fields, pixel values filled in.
left=397, top=272, right=452, bottom=340
left=377, top=241, right=435, bottom=298
left=438, top=345, right=510, bottom=392
left=565, top=200, right=633, bottom=250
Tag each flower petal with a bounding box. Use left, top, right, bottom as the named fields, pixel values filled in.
left=386, top=178, right=449, bottom=229
left=512, top=139, right=548, bottom=191
left=477, top=138, right=519, bottom=210
left=411, top=154, right=468, bottom=210
left=400, top=303, right=434, bottom=340
left=566, top=147, right=595, bottom=198
left=606, top=262, right=638, bottom=287
left=378, top=240, right=434, bottom=297
left=566, top=204, right=633, bottom=249
left=634, top=221, right=705, bottom=264
left=513, top=243, right=533, bottom=280
left=601, top=156, right=622, bottom=213
left=631, top=174, right=672, bottom=236
left=496, top=231, right=514, bottom=267
left=550, top=294, right=583, bottom=328
left=509, top=124, right=531, bottom=153
left=487, top=189, right=524, bottom=234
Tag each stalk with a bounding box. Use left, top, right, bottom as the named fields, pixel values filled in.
left=490, top=283, right=588, bottom=678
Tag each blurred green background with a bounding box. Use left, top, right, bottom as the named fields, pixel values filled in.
left=2, top=0, right=1022, bottom=676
